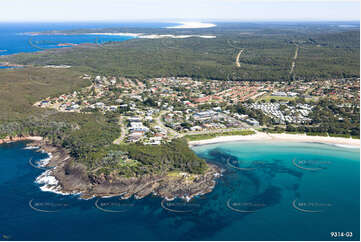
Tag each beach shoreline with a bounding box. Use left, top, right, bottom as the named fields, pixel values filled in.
left=87, top=33, right=216, bottom=39
left=188, top=132, right=360, bottom=148
left=21, top=131, right=360, bottom=202
left=26, top=32, right=217, bottom=39
left=0, top=136, right=43, bottom=145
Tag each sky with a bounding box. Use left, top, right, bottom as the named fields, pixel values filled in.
left=0, top=0, right=359, bottom=22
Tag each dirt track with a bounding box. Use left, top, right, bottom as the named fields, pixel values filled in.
left=289, top=46, right=299, bottom=74
left=235, top=49, right=243, bottom=67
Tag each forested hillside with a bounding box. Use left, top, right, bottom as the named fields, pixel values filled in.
left=2, top=23, right=359, bottom=81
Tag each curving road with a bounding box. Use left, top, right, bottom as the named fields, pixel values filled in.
left=235, top=49, right=244, bottom=67
left=113, top=116, right=127, bottom=144
left=154, top=111, right=180, bottom=137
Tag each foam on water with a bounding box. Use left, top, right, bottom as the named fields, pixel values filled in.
left=36, top=153, right=52, bottom=167
left=332, top=143, right=360, bottom=149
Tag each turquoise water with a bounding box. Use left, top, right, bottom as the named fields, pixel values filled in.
left=0, top=141, right=359, bottom=240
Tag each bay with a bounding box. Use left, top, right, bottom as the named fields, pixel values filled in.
left=0, top=141, right=359, bottom=240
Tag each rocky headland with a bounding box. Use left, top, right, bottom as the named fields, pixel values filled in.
left=28, top=140, right=220, bottom=201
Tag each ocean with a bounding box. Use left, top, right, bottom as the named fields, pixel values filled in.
left=0, top=141, right=359, bottom=241
left=0, top=22, right=173, bottom=57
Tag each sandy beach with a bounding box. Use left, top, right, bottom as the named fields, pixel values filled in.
left=188, top=132, right=360, bottom=148
left=87, top=32, right=216, bottom=39
left=0, top=136, right=43, bottom=145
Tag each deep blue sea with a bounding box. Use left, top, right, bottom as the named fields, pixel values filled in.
left=0, top=22, right=174, bottom=58
left=0, top=141, right=359, bottom=241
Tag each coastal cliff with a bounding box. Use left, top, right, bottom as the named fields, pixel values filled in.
left=30, top=140, right=220, bottom=201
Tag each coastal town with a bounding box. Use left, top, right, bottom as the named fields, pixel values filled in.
left=34, top=75, right=360, bottom=144
left=0, top=0, right=360, bottom=240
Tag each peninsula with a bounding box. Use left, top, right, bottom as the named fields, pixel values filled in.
left=30, top=138, right=220, bottom=201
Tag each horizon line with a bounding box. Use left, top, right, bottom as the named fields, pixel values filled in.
left=0, top=19, right=360, bottom=23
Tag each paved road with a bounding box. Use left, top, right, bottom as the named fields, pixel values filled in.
left=154, top=111, right=180, bottom=137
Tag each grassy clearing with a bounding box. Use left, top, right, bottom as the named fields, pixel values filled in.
left=185, top=130, right=255, bottom=141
